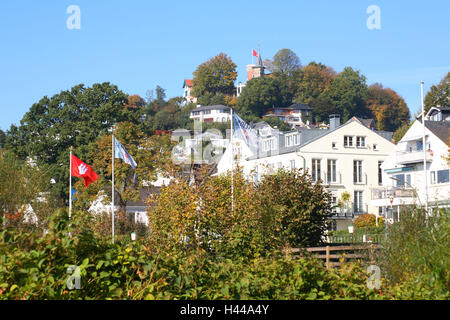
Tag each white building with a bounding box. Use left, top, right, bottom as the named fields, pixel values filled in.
left=370, top=106, right=450, bottom=221
left=182, top=79, right=197, bottom=106
left=217, top=116, right=396, bottom=230
left=190, top=105, right=232, bottom=123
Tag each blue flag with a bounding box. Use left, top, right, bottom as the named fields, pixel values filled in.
left=114, top=137, right=137, bottom=169
left=233, top=113, right=259, bottom=153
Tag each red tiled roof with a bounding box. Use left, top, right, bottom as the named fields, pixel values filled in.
left=184, top=79, right=193, bottom=87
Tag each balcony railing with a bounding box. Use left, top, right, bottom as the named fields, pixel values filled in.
left=396, top=150, right=433, bottom=165
left=324, top=172, right=342, bottom=185
left=371, top=187, right=415, bottom=200
left=331, top=202, right=368, bottom=219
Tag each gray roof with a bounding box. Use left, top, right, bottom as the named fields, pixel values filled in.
left=191, top=105, right=232, bottom=112
left=424, top=120, right=450, bottom=145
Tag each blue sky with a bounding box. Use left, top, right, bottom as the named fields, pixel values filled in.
left=0, top=0, right=449, bottom=131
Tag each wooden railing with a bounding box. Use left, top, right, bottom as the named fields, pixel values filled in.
left=286, top=244, right=381, bottom=269
left=328, top=233, right=385, bottom=244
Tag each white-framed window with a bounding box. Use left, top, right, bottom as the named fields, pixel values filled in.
left=262, top=138, right=275, bottom=152
left=285, top=134, right=299, bottom=147
left=353, top=160, right=363, bottom=184
left=373, top=144, right=378, bottom=150
left=344, top=136, right=353, bottom=147
left=332, top=142, right=337, bottom=149
left=290, top=159, right=296, bottom=170
left=312, top=159, right=321, bottom=182
left=327, top=159, right=337, bottom=183
left=356, top=136, right=366, bottom=147
left=277, top=162, right=282, bottom=169
left=354, top=191, right=364, bottom=213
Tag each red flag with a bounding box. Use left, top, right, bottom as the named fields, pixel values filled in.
left=252, top=49, right=258, bottom=57
left=71, top=155, right=98, bottom=187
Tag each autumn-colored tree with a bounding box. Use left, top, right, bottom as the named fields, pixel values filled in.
left=125, top=94, right=146, bottom=109
left=191, top=53, right=237, bottom=99
left=366, top=83, right=410, bottom=132
left=147, top=169, right=264, bottom=258
left=73, top=122, right=179, bottom=212
left=294, top=62, right=336, bottom=105
left=424, top=71, right=449, bottom=113
left=354, top=213, right=384, bottom=229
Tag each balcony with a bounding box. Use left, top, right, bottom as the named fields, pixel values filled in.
left=396, top=150, right=433, bottom=165
left=371, top=187, right=415, bottom=200
left=323, top=172, right=343, bottom=186
left=331, top=202, right=367, bottom=219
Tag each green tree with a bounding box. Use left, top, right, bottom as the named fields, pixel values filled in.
left=6, top=83, right=142, bottom=201
left=265, top=49, right=302, bottom=76
left=424, top=71, right=450, bottom=112
left=0, top=130, right=5, bottom=148
left=257, top=168, right=333, bottom=248
left=322, top=67, right=370, bottom=122
left=237, top=76, right=293, bottom=117
left=392, top=121, right=413, bottom=143
left=0, top=150, right=49, bottom=226
left=191, top=53, right=237, bottom=99
left=263, top=117, right=292, bottom=132
left=366, top=83, right=410, bottom=132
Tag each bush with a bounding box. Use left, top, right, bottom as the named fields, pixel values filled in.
left=0, top=211, right=384, bottom=300
left=375, top=206, right=450, bottom=299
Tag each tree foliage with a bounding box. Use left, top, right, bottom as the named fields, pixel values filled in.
left=424, top=71, right=449, bottom=112
left=265, top=49, right=302, bottom=76
left=294, top=62, right=336, bottom=105
left=191, top=53, right=237, bottom=99
left=321, top=67, right=370, bottom=122
left=257, top=169, right=333, bottom=248
left=366, top=83, right=410, bottom=132
left=237, top=76, right=293, bottom=117
left=5, top=83, right=143, bottom=200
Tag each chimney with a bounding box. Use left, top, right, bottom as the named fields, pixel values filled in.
left=329, top=114, right=340, bottom=131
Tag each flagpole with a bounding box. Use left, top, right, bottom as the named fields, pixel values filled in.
left=69, top=149, right=72, bottom=219
left=112, top=133, right=115, bottom=244
left=421, top=82, right=429, bottom=217
left=231, top=108, right=234, bottom=213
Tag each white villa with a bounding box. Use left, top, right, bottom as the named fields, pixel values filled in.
left=190, top=105, right=232, bottom=123
left=217, top=115, right=396, bottom=230
left=370, top=106, right=450, bottom=221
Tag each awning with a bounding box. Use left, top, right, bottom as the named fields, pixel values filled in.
left=384, top=166, right=415, bottom=174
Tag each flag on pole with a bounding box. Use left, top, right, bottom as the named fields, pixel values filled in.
left=233, top=113, right=259, bottom=154
left=114, top=137, right=137, bottom=169
left=252, top=49, right=259, bottom=57
left=71, top=155, right=98, bottom=187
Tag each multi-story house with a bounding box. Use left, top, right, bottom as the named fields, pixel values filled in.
left=182, top=79, right=197, bottom=106
left=370, top=106, right=450, bottom=221
left=217, top=115, right=395, bottom=230
left=262, top=103, right=313, bottom=128
left=189, top=104, right=232, bottom=123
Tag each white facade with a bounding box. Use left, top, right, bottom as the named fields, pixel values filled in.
left=370, top=119, right=450, bottom=220
left=190, top=105, right=232, bottom=123
left=217, top=119, right=396, bottom=230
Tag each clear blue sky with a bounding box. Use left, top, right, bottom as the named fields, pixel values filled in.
left=1, top=0, right=449, bottom=131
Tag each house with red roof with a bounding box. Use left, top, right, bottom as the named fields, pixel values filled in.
left=182, top=79, right=197, bottom=106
